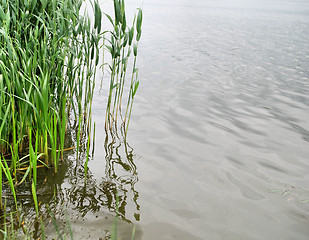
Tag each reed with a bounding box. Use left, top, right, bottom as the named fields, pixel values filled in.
left=0, top=0, right=101, bottom=212
left=104, top=1, right=143, bottom=136
left=0, top=0, right=142, bottom=237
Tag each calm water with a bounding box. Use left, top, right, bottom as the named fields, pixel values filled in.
left=10, top=0, right=309, bottom=239
left=123, top=0, right=309, bottom=239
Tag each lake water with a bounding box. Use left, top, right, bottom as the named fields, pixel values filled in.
left=13, top=0, right=309, bottom=239
left=119, top=0, right=309, bottom=239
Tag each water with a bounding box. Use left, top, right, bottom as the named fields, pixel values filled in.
left=7, top=0, right=309, bottom=239
left=115, top=0, right=309, bottom=239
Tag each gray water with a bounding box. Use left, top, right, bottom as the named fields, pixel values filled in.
left=118, top=0, right=309, bottom=239
left=40, top=0, right=309, bottom=239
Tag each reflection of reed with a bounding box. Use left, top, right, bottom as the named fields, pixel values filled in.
left=102, top=131, right=140, bottom=222
left=49, top=128, right=141, bottom=224
left=63, top=130, right=140, bottom=223
left=1, top=123, right=140, bottom=237
left=42, top=126, right=141, bottom=224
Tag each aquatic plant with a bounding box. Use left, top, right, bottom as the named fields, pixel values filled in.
left=0, top=0, right=142, bottom=238
left=103, top=0, right=143, bottom=136
left=0, top=0, right=102, bottom=216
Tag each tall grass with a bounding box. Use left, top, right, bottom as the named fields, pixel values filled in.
left=0, top=0, right=142, bottom=237
left=0, top=0, right=103, bottom=214
left=104, top=1, right=143, bottom=136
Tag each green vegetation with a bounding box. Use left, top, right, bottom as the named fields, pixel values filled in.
left=0, top=0, right=142, bottom=238
left=104, top=0, right=142, bottom=136
left=0, top=0, right=100, bottom=215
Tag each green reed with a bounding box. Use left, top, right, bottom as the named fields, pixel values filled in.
left=1, top=3, right=142, bottom=238
left=104, top=0, right=142, bottom=136
left=0, top=0, right=101, bottom=212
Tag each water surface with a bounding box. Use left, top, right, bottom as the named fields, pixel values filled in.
left=117, top=0, right=309, bottom=239
left=15, top=0, right=309, bottom=239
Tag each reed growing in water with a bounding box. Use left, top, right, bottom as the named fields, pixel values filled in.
left=0, top=0, right=142, bottom=228
left=0, top=0, right=100, bottom=213
left=103, top=0, right=142, bottom=136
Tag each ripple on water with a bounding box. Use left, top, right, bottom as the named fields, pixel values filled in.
left=77, top=0, right=309, bottom=239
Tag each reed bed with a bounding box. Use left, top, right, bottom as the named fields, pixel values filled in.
left=0, top=0, right=101, bottom=214
left=0, top=0, right=142, bottom=227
